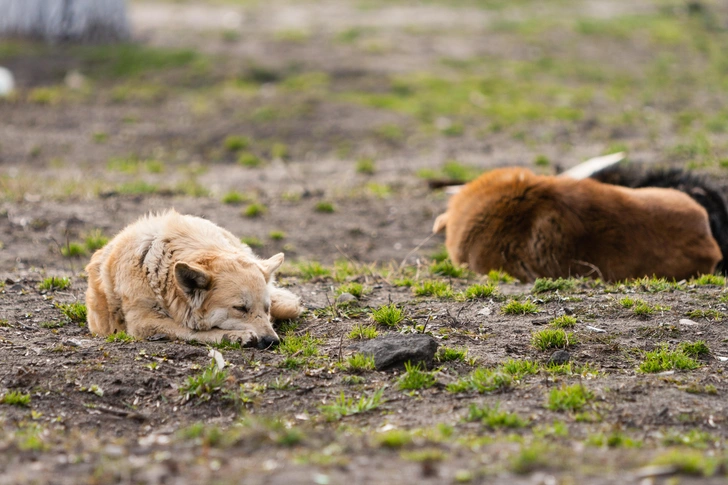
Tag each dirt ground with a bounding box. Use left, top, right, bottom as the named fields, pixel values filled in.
left=1, top=0, right=728, bottom=483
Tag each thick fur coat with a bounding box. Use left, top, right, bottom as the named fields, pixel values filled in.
left=589, top=165, right=728, bottom=274
left=85, top=211, right=302, bottom=349
left=433, top=167, right=721, bottom=282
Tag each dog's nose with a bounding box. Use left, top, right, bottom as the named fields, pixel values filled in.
left=257, top=335, right=279, bottom=350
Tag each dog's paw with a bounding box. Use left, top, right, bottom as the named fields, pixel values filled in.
left=220, top=330, right=257, bottom=347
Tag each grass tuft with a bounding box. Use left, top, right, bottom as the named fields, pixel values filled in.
left=446, top=367, right=511, bottom=394
left=179, top=361, right=228, bottom=402
left=55, top=302, right=87, bottom=324
left=549, top=315, right=576, bottom=328
left=532, top=277, right=576, bottom=293
left=463, top=283, right=498, bottom=300
left=639, top=344, right=700, bottom=373
left=1, top=390, right=31, bottom=407
left=348, top=324, right=379, bottom=340
left=465, top=403, right=528, bottom=428
left=38, top=276, right=71, bottom=291
left=413, top=280, right=453, bottom=298
left=371, top=304, right=404, bottom=327
left=320, top=389, right=384, bottom=421
left=548, top=384, right=594, bottom=412
left=398, top=361, right=436, bottom=391
left=532, top=329, right=576, bottom=350
left=501, top=299, right=539, bottom=315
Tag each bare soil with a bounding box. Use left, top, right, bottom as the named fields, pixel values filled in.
left=1, top=1, right=727, bottom=484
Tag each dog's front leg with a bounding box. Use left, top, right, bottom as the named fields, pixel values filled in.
left=123, top=305, right=256, bottom=346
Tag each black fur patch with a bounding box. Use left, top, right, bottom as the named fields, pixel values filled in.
left=591, top=165, right=728, bottom=274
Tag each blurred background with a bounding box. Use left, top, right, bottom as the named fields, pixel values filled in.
left=1, top=0, right=727, bottom=266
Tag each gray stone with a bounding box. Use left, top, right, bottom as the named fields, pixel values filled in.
left=352, top=334, right=439, bottom=370
left=548, top=350, right=570, bottom=365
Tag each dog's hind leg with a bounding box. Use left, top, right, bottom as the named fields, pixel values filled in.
left=270, top=286, right=302, bottom=320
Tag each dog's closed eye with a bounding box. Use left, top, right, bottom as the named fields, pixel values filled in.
left=233, top=305, right=249, bottom=313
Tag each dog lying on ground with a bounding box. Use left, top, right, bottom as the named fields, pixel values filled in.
left=432, top=167, right=721, bottom=282
left=85, top=210, right=302, bottom=349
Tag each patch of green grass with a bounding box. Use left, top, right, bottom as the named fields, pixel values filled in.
left=691, top=274, right=725, bottom=286
left=510, top=442, right=550, bottom=475
left=534, top=154, right=550, bottom=167
left=243, top=202, right=267, bottom=218
left=501, top=299, right=539, bottom=315
left=356, top=158, right=376, bottom=174
left=116, top=181, right=159, bottom=195
left=436, top=346, right=468, bottom=363
left=348, top=324, right=379, bottom=340
left=375, top=429, right=412, bottom=449
left=14, top=424, right=47, bottom=451
left=78, top=44, right=200, bottom=78
left=532, top=329, right=576, bottom=350
left=549, top=315, right=576, bottom=328
left=296, top=261, right=331, bottom=280
left=55, top=302, right=87, bottom=324
left=677, top=341, right=710, bottom=358
left=374, top=123, right=404, bottom=142
left=650, top=449, right=722, bottom=477
left=413, top=280, right=453, bottom=298
left=398, top=362, right=436, bottom=391
left=500, top=358, right=540, bottom=379
left=619, top=297, right=635, bottom=308
left=371, top=304, right=404, bottom=327
left=532, top=277, right=577, bottom=293
left=586, top=431, right=641, bottom=448
left=84, top=230, right=108, bottom=252
left=430, top=246, right=449, bottom=263
left=639, top=344, right=700, bottom=373
left=319, top=388, right=384, bottom=421
left=430, top=259, right=468, bottom=278
left=393, top=277, right=414, bottom=287
left=446, top=367, right=511, bottom=394
left=463, top=283, right=498, bottom=300
left=39, top=321, right=65, bottom=329
left=315, top=201, right=336, bottom=213
left=222, top=191, right=251, bottom=205
left=238, top=152, right=262, bottom=167
left=38, top=276, right=71, bottom=291
left=269, top=230, right=286, bottom=240
left=336, top=282, right=367, bottom=298
left=240, top=236, right=264, bottom=248
left=544, top=362, right=598, bottom=377
left=488, top=269, right=516, bottom=283
left=224, top=135, right=250, bottom=152
left=632, top=300, right=671, bottom=316
left=662, top=429, right=718, bottom=449
left=465, top=403, right=528, bottom=428
left=61, top=242, right=86, bottom=258
left=277, top=333, right=321, bottom=358
left=547, top=384, right=594, bottom=412
left=1, top=390, right=31, bottom=407
left=685, top=309, right=724, bottom=321
left=179, top=361, right=228, bottom=402
left=341, top=353, right=376, bottom=373
left=105, top=331, right=135, bottom=343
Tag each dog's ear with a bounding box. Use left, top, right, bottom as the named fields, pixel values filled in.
left=433, top=212, right=449, bottom=234
left=175, top=262, right=211, bottom=296
left=259, top=253, right=284, bottom=282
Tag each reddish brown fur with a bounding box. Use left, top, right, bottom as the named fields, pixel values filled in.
left=433, top=167, right=721, bottom=282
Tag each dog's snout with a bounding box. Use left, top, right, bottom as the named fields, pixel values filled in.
left=257, top=335, right=279, bottom=350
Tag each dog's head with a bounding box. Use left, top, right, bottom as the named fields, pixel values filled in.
left=174, top=253, right=285, bottom=349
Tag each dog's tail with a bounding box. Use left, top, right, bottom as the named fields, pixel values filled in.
left=559, top=152, right=626, bottom=180
left=433, top=212, right=449, bottom=234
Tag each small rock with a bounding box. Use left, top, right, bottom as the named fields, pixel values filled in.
left=562, top=307, right=574, bottom=315
left=335, top=292, right=358, bottom=304
left=477, top=306, right=492, bottom=316
left=531, top=318, right=550, bottom=326
left=586, top=325, right=606, bottom=333
left=548, top=350, right=570, bottom=365
left=65, top=70, right=87, bottom=90
left=679, top=319, right=698, bottom=326
left=716, top=356, right=728, bottom=362
left=352, top=334, right=438, bottom=370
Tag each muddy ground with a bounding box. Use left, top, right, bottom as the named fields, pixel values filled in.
left=1, top=0, right=728, bottom=483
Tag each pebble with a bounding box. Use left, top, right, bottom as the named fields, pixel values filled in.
left=548, top=350, right=570, bottom=365
left=335, top=292, right=358, bottom=304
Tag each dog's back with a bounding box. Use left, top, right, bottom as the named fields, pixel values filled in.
left=436, top=167, right=721, bottom=282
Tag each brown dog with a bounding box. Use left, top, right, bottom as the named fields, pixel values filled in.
left=433, top=167, right=721, bottom=282
left=85, top=210, right=302, bottom=349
